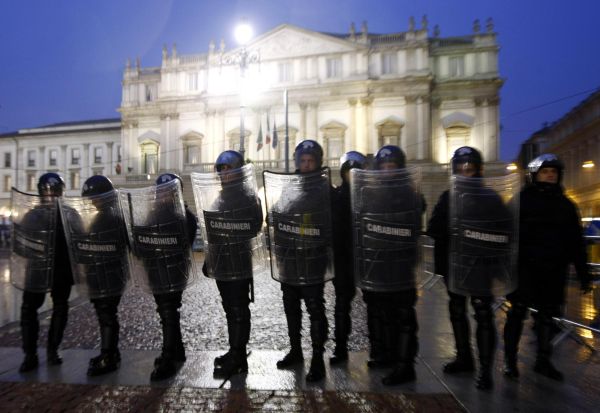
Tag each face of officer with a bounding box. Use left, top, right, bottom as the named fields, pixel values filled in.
left=536, top=167, right=559, bottom=184
left=455, top=162, right=478, bottom=178
left=298, top=154, right=318, bottom=173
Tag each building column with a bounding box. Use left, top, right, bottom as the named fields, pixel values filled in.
left=311, top=103, right=319, bottom=141
left=83, top=144, right=90, bottom=181
left=360, top=97, right=373, bottom=154
left=106, top=142, right=114, bottom=174
left=163, top=115, right=171, bottom=170
left=416, top=96, right=430, bottom=160
left=404, top=96, right=416, bottom=158
left=299, top=103, right=307, bottom=140
left=348, top=98, right=357, bottom=152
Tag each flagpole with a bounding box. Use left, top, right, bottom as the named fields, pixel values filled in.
left=284, top=89, right=289, bottom=173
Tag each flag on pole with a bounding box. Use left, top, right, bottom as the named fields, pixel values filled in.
left=272, top=118, right=278, bottom=148
left=256, top=122, right=263, bottom=151
left=265, top=112, right=271, bottom=145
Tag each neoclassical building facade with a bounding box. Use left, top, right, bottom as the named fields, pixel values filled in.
left=0, top=18, right=504, bottom=214
left=119, top=18, right=502, bottom=176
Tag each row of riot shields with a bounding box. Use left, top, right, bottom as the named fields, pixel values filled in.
left=9, top=180, right=198, bottom=299
left=9, top=165, right=520, bottom=298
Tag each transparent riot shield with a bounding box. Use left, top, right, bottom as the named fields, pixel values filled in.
left=449, top=173, right=520, bottom=297
left=9, top=188, right=57, bottom=292
left=119, top=179, right=198, bottom=295
left=263, top=169, right=334, bottom=285
left=60, top=190, right=130, bottom=299
left=350, top=167, right=423, bottom=292
left=191, top=164, right=267, bottom=281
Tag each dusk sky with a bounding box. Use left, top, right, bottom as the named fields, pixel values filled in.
left=1, top=0, right=599, bottom=161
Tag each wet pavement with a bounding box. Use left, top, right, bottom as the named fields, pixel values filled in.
left=0, top=252, right=599, bottom=412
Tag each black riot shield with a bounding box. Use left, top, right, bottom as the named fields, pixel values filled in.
left=350, top=167, right=422, bottom=292
left=263, top=169, right=334, bottom=286
left=60, top=190, right=130, bottom=299
left=119, top=179, right=197, bottom=295
left=448, top=174, right=519, bottom=297
left=9, top=188, right=57, bottom=292
left=191, top=164, right=267, bottom=281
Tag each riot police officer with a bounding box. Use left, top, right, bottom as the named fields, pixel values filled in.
left=267, top=139, right=332, bottom=382
left=142, top=173, right=198, bottom=381
left=356, top=145, right=424, bottom=385
left=428, top=146, right=505, bottom=390
left=79, top=175, right=128, bottom=376
left=503, top=154, right=591, bottom=381
left=329, top=151, right=366, bottom=364
left=200, top=151, right=263, bottom=377
left=17, top=173, right=74, bottom=372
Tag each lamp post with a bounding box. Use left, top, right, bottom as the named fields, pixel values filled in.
left=220, top=21, right=260, bottom=160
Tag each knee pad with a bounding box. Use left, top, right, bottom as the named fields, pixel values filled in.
left=472, top=298, right=494, bottom=326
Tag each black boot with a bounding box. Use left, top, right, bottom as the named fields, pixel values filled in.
left=278, top=289, right=304, bottom=369
left=330, top=294, right=352, bottom=365
left=20, top=293, right=42, bottom=373
left=88, top=300, right=121, bottom=377
left=534, top=314, right=563, bottom=381
left=473, top=298, right=496, bottom=390
left=47, top=303, right=69, bottom=366
left=19, top=354, right=39, bottom=373
left=304, top=295, right=327, bottom=382
left=213, top=306, right=250, bottom=377
left=88, top=350, right=121, bottom=376
left=444, top=295, right=475, bottom=374
left=382, top=307, right=418, bottom=386
left=365, top=299, right=388, bottom=368
left=503, top=302, right=526, bottom=379
left=151, top=294, right=186, bottom=381
left=306, top=352, right=325, bottom=382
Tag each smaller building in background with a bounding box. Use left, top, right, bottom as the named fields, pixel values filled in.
left=517, top=87, right=600, bottom=223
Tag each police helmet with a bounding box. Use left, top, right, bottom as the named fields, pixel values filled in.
left=215, top=150, right=244, bottom=172
left=340, top=151, right=367, bottom=179
left=156, top=173, right=183, bottom=189
left=37, top=173, right=65, bottom=196
left=527, top=153, right=563, bottom=184
left=81, top=175, right=114, bottom=197
left=294, top=139, right=323, bottom=170
left=451, top=146, right=483, bottom=175
left=374, top=145, right=406, bottom=169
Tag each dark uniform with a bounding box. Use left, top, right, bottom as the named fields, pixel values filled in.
left=427, top=146, right=500, bottom=390
left=329, top=151, right=366, bottom=364
left=271, top=140, right=331, bottom=383
left=357, top=145, right=423, bottom=386
left=504, top=154, right=591, bottom=381
left=79, top=175, right=128, bottom=376
left=18, top=173, right=74, bottom=372
left=202, top=151, right=263, bottom=377
left=136, top=173, right=197, bottom=381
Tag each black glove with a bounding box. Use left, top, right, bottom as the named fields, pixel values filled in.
left=581, top=281, right=593, bottom=294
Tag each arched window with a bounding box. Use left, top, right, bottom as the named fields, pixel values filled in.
left=376, top=116, right=405, bottom=149
left=140, top=140, right=159, bottom=174
left=181, top=131, right=204, bottom=168
left=320, top=121, right=347, bottom=163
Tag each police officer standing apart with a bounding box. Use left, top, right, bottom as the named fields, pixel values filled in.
left=266, top=140, right=332, bottom=382
left=146, top=173, right=198, bottom=380
left=503, top=154, right=591, bottom=381
left=355, top=146, right=424, bottom=385
left=18, top=173, right=74, bottom=371
left=330, top=151, right=366, bottom=365
left=428, top=147, right=502, bottom=389
left=199, top=151, right=263, bottom=377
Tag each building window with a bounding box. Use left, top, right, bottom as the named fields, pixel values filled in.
left=3, top=175, right=11, bottom=192
left=325, top=137, right=344, bottom=161
left=71, top=148, right=80, bottom=165
left=27, top=174, right=36, bottom=191
left=381, top=135, right=400, bottom=147
left=185, top=145, right=200, bottom=165
left=70, top=171, right=80, bottom=190
left=278, top=62, right=293, bottom=82
left=27, top=151, right=36, bottom=168
left=4, top=153, right=11, bottom=168
left=49, top=149, right=58, bottom=167
left=187, top=72, right=199, bottom=91
left=326, top=58, right=342, bottom=78
left=449, top=56, right=465, bottom=77
left=381, top=52, right=397, bottom=75
left=145, top=84, right=154, bottom=102
left=94, top=147, right=103, bottom=164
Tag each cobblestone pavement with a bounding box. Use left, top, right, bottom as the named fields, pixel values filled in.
left=0, top=270, right=370, bottom=353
